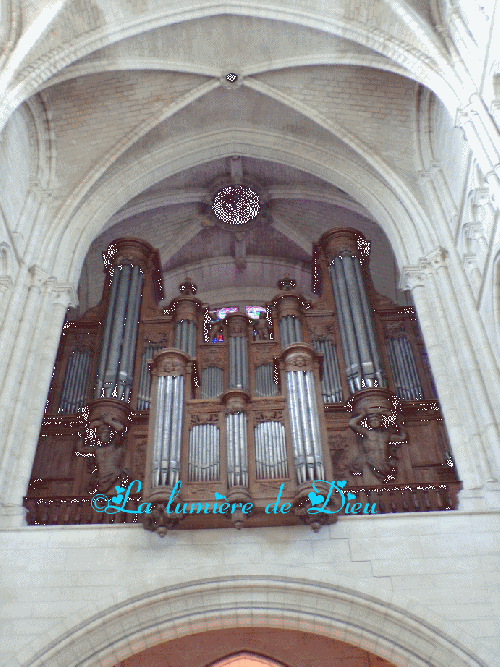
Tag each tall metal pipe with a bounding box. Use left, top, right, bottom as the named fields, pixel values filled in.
left=94, top=265, right=120, bottom=398
left=60, top=352, right=76, bottom=412
left=353, top=259, right=385, bottom=387
left=321, top=229, right=387, bottom=393
left=286, top=371, right=304, bottom=483
left=67, top=351, right=81, bottom=411
left=104, top=264, right=132, bottom=397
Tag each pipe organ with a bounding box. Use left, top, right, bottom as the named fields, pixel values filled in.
left=26, top=229, right=460, bottom=532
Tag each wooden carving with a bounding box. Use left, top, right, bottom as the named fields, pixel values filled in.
left=78, top=413, right=130, bottom=493
left=348, top=407, right=408, bottom=483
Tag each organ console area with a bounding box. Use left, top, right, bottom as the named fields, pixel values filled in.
left=25, top=228, right=460, bottom=534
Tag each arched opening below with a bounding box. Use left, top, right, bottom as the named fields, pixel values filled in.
left=116, top=628, right=397, bottom=667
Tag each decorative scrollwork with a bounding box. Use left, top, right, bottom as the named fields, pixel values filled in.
left=190, top=413, right=219, bottom=426
left=254, top=410, right=284, bottom=424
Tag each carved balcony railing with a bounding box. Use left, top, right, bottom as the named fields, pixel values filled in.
left=23, top=481, right=462, bottom=527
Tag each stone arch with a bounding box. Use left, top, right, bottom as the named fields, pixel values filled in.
left=16, top=576, right=493, bottom=667
left=1, top=1, right=463, bottom=135
left=493, top=249, right=500, bottom=350
left=42, top=128, right=436, bottom=286
left=0, top=102, right=37, bottom=230
left=24, top=92, right=57, bottom=189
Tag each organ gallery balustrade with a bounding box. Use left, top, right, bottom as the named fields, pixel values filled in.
left=25, top=230, right=460, bottom=533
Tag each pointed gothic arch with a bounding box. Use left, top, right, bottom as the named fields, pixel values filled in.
left=15, top=576, right=493, bottom=667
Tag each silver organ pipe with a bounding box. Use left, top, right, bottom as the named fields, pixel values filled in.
left=201, top=366, right=224, bottom=399
left=387, top=335, right=423, bottom=400
left=311, top=339, right=342, bottom=403
left=174, top=319, right=196, bottom=357
left=255, top=364, right=277, bottom=397
left=227, top=315, right=249, bottom=391
left=154, top=374, right=184, bottom=487
left=95, top=260, right=144, bottom=400
left=254, top=421, right=287, bottom=479
left=285, top=369, right=325, bottom=483
left=58, top=349, right=92, bottom=413
left=118, top=264, right=143, bottom=401
left=328, top=254, right=385, bottom=392
left=225, top=411, right=248, bottom=487
left=188, top=424, right=220, bottom=482
left=279, top=315, right=302, bottom=348
left=137, top=344, right=160, bottom=410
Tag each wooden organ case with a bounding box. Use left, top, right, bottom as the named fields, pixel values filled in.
left=25, top=230, right=460, bottom=532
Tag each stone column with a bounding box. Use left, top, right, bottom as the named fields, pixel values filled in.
left=426, top=249, right=500, bottom=501
left=456, top=95, right=500, bottom=207
left=401, top=264, right=499, bottom=508
left=0, top=278, right=76, bottom=526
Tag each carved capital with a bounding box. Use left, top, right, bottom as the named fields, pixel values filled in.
left=279, top=342, right=319, bottom=372
left=227, top=312, right=248, bottom=336
left=400, top=265, right=429, bottom=291
left=424, top=247, right=448, bottom=270
left=318, top=227, right=368, bottom=260
left=348, top=387, right=398, bottom=417
left=50, top=283, right=78, bottom=309
left=106, top=238, right=156, bottom=272
left=151, top=349, right=190, bottom=376
left=222, top=388, right=250, bottom=413
left=170, top=295, right=203, bottom=323
left=0, top=276, right=13, bottom=292
left=28, top=265, right=51, bottom=288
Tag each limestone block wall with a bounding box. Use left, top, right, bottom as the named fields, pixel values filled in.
left=1, top=511, right=500, bottom=667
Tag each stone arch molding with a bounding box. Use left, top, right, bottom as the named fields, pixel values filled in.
left=47, top=127, right=435, bottom=286
left=16, top=575, right=494, bottom=667
left=0, top=0, right=464, bottom=134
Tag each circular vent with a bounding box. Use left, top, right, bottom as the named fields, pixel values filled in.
left=212, top=185, right=260, bottom=225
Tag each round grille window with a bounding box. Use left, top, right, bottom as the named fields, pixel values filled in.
left=212, top=185, right=260, bottom=225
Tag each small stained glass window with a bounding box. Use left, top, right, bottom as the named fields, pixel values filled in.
left=246, top=306, right=266, bottom=320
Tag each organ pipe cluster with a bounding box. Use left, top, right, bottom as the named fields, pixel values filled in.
left=321, top=229, right=386, bottom=392
left=279, top=316, right=302, bottom=347
left=254, top=364, right=277, bottom=397
left=200, top=366, right=224, bottom=399
left=188, top=424, right=220, bottom=482
left=286, top=365, right=325, bottom=483
left=58, top=349, right=92, bottom=413
left=311, top=339, right=342, bottom=403
left=174, top=319, right=197, bottom=357
left=227, top=313, right=249, bottom=390
left=386, top=334, right=423, bottom=400
left=225, top=411, right=249, bottom=487
left=137, top=343, right=161, bottom=410
left=146, top=349, right=189, bottom=496
left=254, top=421, right=288, bottom=479
left=95, top=262, right=143, bottom=401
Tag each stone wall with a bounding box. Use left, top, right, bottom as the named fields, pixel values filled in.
left=1, top=512, right=499, bottom=666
